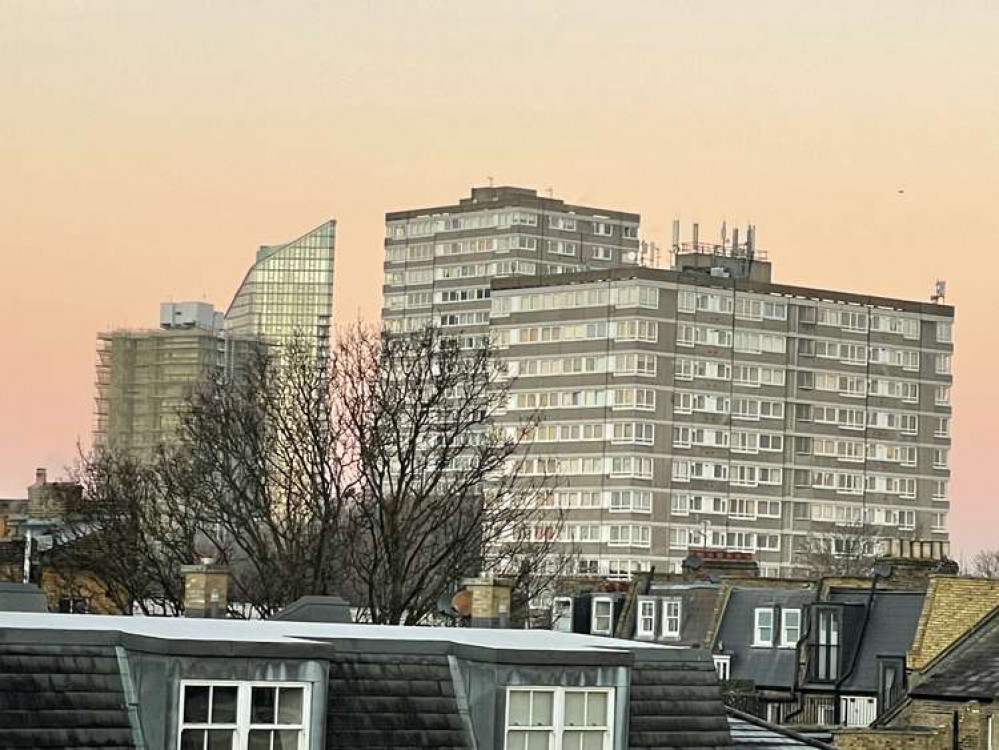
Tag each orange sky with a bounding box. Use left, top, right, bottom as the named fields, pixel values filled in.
left=2, top=2, right=997, bottom=559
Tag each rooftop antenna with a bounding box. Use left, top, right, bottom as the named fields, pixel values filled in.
left=720, top=220, right=728, bottom=250
left=692, top=222, right=700, bottom=250
left=545, top=187, right=554, bottom=198
left=931, top=280, right=947, bottom=304
left=671, top=219, right=680, bottom=250
left=487, top=176, right=494, bottom=187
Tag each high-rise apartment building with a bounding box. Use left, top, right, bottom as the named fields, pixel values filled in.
left=94, top=302, right=226, bottom=458
left=382, top=187, right=642, bottom=338
left=491, top=244, right=954, bottom=579
left=225, top=219, right=336, bottom=355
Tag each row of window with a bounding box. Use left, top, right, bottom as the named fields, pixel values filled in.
left=506, top=353, right=658, bottom=378
left=671, top=494, right=781, bottom=519
left=669, top=526, right=782, bottom=553
left=674, top=392, right=785, bottom=420
left=493, top=285, right=658, bottom=315
left=519, top=456, right=655, bottom=479
left=551, top=489, right=653, bottom=512
left=677, top=290, right=788, bottom=321
left=507, top=319, right=659, bottom=345
left=508, top=387, right=656, bottom=411
left=671, top=460, right=783, bottom=487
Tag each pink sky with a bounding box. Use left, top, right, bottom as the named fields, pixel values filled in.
left=1, top=2, right=997, bottom=560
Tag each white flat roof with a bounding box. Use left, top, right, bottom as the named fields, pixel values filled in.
left=0, top=612, right=683, bottom=652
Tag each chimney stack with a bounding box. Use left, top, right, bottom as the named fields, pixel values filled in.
left=461, top=576, right=513, bottom=628
left=181, top=560, right=231, bottom=618
left=34, top=468, right=47, bottom=485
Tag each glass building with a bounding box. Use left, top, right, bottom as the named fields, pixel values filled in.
left=224, top=220, right=336, bottom=356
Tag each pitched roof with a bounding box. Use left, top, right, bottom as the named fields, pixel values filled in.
left=647, top=582, right=724, bottom=648
left=714, top=588, right=818, bottom=690
left=0, top=643, right=135, bottom=748
left=824, top=589, right=925, bottom=693
left=909, top=602, right=999, bottom=700
left=726, top=707, right=838, bottom=749
left=629, top=651, right=733, bottom=748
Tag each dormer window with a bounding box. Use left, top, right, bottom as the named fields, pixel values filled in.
left=781, top=609, right=802, bottom=648
left=552, top=597, right=573, bottom=632
left=753, top=608, right=774, bottom=647
left=636, top=598, right=656, bottom=640
left=591, top=597, right=614, bottom=636
left=179, top=681, right=310, bottom=750
left=813, top=607, right=842, bottom=681
left=662, top=599, right=682, bottom=639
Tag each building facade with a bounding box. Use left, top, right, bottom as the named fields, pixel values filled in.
left=382, top=186, right=642, bottom=340
left=492, top=253, right=954, bottom=578
left=94, top=302, right=227, bottom=457
left=224, top=219, right=336, bottom=355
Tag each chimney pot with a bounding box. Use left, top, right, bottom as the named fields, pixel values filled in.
left=34, top=468, right=47, bottom=485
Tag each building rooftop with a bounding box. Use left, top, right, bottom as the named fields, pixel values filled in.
left=492, top=264, right=954, bottom=317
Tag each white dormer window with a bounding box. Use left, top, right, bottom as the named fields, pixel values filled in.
left=754, top=608, right=774, bottom=646
left=636, top=598, right=656, bottom=639
left=179, top=681, right=311, bottom=750
left=592, top=597, right=614, bottom=635
left=552, top=597, right=573, bottom=632
left=781, top=609, right=802, bottom=648
left=662, top=598, right=682, bottom=639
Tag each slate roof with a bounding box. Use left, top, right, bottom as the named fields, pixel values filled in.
left=1, top=613, right=735, bottom=749
left=909, top=603, right=999, bottom=700
left=628, top=651, right=733, bottom=749
left=821, top=589, right=925, bottom=693
left=0, top=642, right=135, bottom=748
left=0, top=582, right=48, bottom=613
left=726, top=707, right=838, bottom=749
left=713, top=587, right=817, bottom=690
left=648, top=582, right=724, bottom=647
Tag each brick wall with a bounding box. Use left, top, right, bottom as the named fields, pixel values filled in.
left=886, top=698, right=997, bottom=750
left=834, top=727, right=944, bottom=750
left=909, top=577, right=999, bottom=670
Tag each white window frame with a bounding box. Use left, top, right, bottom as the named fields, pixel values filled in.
left=178, top=680, right=312, bottom=750
left=552, top=597, right=574, bottom=632
left=753, top=608, right=774, bottom=647
left=636, top=598, right=656, bottom=640
left=662, top=598, right=682, bottom=639
left=713, top=655, right=731, bottom=682
left=591, top=597, right=615, bottom=635
left=505, top=686, right=615, bottom=750
left=781, top=609, right=802, bottom=648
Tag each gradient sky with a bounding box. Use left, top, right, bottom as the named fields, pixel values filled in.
left=2, top=1, right=997, bottom=559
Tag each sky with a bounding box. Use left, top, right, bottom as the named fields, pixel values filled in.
left=1, top=1, right=997, bottom=559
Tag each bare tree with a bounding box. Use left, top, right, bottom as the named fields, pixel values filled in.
left=337, top=324, right=566, bottom=625
left=796, top=524, right=883, bottom=578
left=969, top=549, right=999, bottom=578
left=51, top=446, right=204, bottom=615
left=165, top=324, right=565, bottom=623
left=175, top=334, right=357, bottom=617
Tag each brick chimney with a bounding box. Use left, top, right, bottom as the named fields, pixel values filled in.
left=461, top=576, right=512, bottom=628
left=34, top=468, right=47, bottom=485
left=875, top=539, right=958, bottom=589
left=181, top=560, right=231, bottom=618
left=683, top=549, right=760, bottom=581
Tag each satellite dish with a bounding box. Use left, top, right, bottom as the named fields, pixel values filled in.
left=684, top=554, right=702, bottom=571
left=624, top=251, right=638, bottom=263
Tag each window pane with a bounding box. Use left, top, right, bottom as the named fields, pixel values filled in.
left=532, top=691, right=554, bottom=725
left=527, top=731, right=550, bottom=750
left=273, top=729, right=300, bottom=750
left=252, top=686, right=277, bottom=723
left=212, top=687, right=238, bottom=723
left=507, top=731, right=528, bottom=750
left=582, top=731, right=604, bottom=750
left=586, top=693, right=607, bottom=726
left=247, top=729, right=272, bottom=750
left=207, top=730, right=234, bottom=750
left=278, top=687, right=304, bottom=724
left=181, top=729, right=205, bottom=750
left=509, top=691, right=531, bottom=726
left=564, top=693, right=586, bottom=726
left=562, top=731, right=583, bottom=750
left=184, top=686, right=210, bottom=723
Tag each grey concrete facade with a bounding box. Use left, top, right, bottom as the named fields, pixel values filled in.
left=382, top=186, right=642, bottom=339
left=491, top=264, right=954, bottom=578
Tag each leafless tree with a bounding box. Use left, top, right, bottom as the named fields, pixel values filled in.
left=51, top=446, right=204, bottom=615
left=175, top=334, right=357, bottom=617
left=336, top=324, right=567, bottom=625
left=796, top=524, right=884, bottom=578
left=968, top=549, right=999, bottom=578
left=165, top=324, right=566, bottom=623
